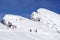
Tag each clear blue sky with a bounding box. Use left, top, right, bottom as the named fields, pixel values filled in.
left=0, top=0, right=60, bottom=21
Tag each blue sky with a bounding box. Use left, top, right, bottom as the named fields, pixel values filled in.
left=0, top=0, right=60, bottom=21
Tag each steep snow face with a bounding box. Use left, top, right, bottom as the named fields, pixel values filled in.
left=37, top=8, right=60, bottom=26
left=1, top=14, right=60, bottom=34
left=31, top=8, right=60, bottom=26
left=31, top=8, right=60, bottom=34
left=2, top=14, right=58, bottom=33
left=0, top=13, right=60, bottom=40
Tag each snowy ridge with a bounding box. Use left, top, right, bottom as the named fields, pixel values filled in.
left=0, top=8, right=60, bottom=40
left=31, top=8, right=60, bottom=33
left=37, top=8, right=60, bottom=26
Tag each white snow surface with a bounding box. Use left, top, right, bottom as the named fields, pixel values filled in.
left=0, top=8, right=60, bottom=40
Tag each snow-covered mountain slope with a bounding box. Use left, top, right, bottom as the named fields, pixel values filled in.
left=2, top=14, right=60, bottom=34
left=0, top=8, right=60, bottom=40
left=31, top=8, right=60, bottom=27
left=31, top=8, right=60, bottom=34
left=37, top=8, right=60, bottom=27
left=0, top=23, right=60, bottom=40
left=0, top=31, right=33, bottom=40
